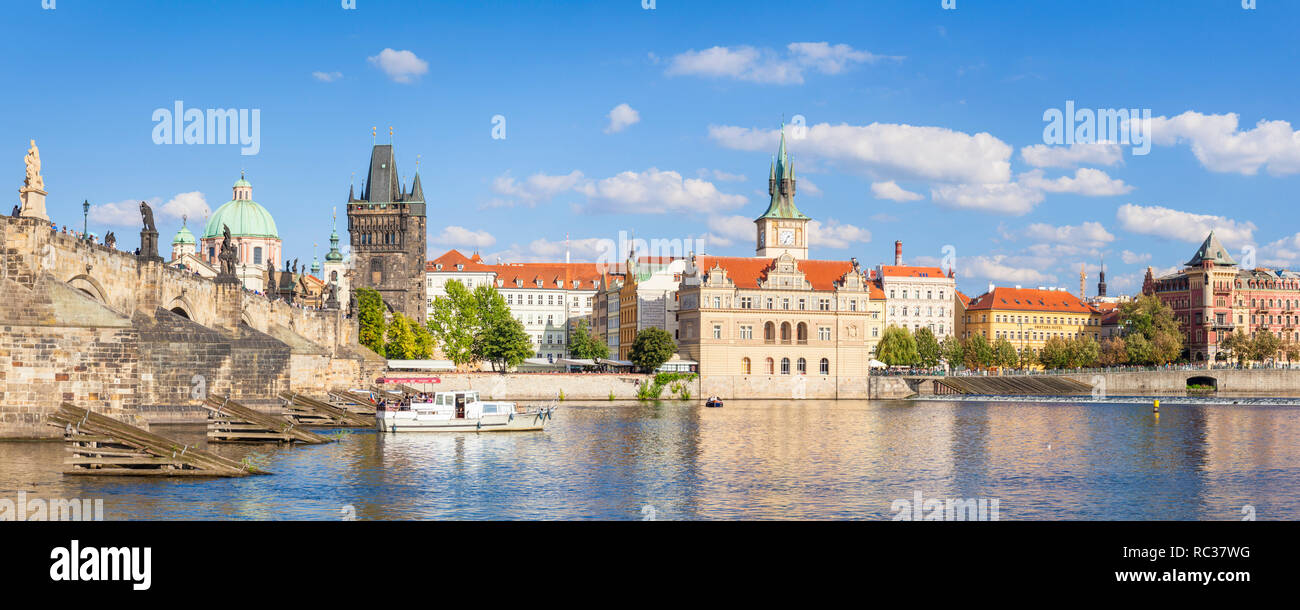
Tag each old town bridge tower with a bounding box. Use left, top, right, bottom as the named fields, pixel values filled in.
left=346, top=144, right=427, bottom=322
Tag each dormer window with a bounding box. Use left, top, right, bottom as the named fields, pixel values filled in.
left=435, top=264, right=443, bottom=270
left=456, top=264, right=464, bottom=271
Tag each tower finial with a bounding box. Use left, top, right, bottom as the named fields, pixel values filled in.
left=372, top=126, right=377, bottom=145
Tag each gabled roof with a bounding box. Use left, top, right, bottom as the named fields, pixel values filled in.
left=955, top=291, right=971, bottom=307
left=427, top=249, right=494, bottom=273
left=1185, top=231, right=1237, bottom=267
left=695, top=255, right=860, bottom=291
left=965, top=287, right=1097, bottom=313
left=492, top=262, right=603, bottom=291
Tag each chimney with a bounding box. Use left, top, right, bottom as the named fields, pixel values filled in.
left=894, top=240, right=902, bottom=266
left=988, top=282, right=994, bottom=293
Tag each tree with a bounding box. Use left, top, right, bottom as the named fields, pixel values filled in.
left=1220, top=329, right=1251, bottom=365
left=1284, top=339, right=1300, bottom=365
left=939, top=336, right=965, bottom=370
left=1038, top=336, right=1070, bottom=370
left=1125, top=333, right=1155, bottom=365
left=915, top=327, right=941, bottom=368
left=385, top=313, right=418, bottom=360
left=356, top=287, right=386, bottom=357
left=1117, top=294, right=1183, bottom=364
left=569, top=319, right=611, bottom=360
left=963, top=334, right=993, bottom=369
left=993, top=336, right=1018, bottom=369
left=1068, top=335, right=1101, bottom=368
left=877, top=325, right=919, bottom=366
left=1099, top=337, right=1128, bottom=367
left=413, top=323, right=434, bottom=359
left=1251, top=331, right=1282, bottom=364
left=1018, top=347, right=1039, bottom=370
left=472, top=285, right=533, bottom=372
left=427, top=279, right=480, bottom=369
left=629, top=327, right=676, bottom=372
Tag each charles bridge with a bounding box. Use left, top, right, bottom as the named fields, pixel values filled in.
left=0, top=214, right=384, bottom=438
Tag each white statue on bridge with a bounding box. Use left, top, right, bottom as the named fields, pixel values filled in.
left=24, top=140, right=43, bottom=191
left=18, top=139, right=49, bottom=221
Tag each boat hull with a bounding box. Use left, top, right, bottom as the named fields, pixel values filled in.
left=376, top=410, right=554, bottom=433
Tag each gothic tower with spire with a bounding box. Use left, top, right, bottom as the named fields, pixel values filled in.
left=346, top=143, right=427, bottom=322
left=755, top=124, right=811, bottom=259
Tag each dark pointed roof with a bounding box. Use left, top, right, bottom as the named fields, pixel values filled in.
left=1184, top=231, right=1237, bottom=267
left=361, top=145, right=399, bottom=203
left=409, top=173, right=424, bottom=201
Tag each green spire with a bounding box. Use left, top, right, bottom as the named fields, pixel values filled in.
left=325, top=209, right=343, bottom=262
left=758, top=122, right=809, bottom=220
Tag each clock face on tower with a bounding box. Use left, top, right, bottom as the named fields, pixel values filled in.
left=778, top=229, right=795, bottom=245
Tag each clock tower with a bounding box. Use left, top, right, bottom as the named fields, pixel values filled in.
left=755, top=125, right=810, bottom=259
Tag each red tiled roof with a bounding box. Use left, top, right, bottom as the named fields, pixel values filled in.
left=696, top=256, right=861, bottom=291
left=955, top=291, right=971, bottom=307
left=427, top=249, right=494, bottom=272
left=880, top=265, right=948, bottom=278
left=965, top=287, right=1096, bottom=313
left=869, top=281, right=885, bottom=299
left=492, top=262, right=604, bottom=291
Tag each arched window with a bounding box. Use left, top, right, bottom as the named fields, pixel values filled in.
left=764, top=322, right=776, bottom=343
left=780, top=358, right=791, bottom=375
left=741, top=357, right=751, bottom=375
left=765, top=357, right=775, bottom=374
left=796, top=358, right=807, bottom=374
left=796, top=322, right=808, bottom=343
left=781, top=322, right=792, bottom=344
left=819, top=358, right=830, bottom=375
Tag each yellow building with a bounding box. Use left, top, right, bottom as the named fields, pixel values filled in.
left=962, top=287, right=1103, bottom=357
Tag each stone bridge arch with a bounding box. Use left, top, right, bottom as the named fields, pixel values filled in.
left=66, top=274, right=108, bottom=304
left=1187, top=375, right=1218, bottom=391
left=163, top=294, right=201, bottom=324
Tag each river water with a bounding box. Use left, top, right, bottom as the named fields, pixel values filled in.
left=2, top=399, right=1298, bottom=520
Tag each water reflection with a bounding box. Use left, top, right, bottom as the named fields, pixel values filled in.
left=1, top=400, right=1298, bottom=520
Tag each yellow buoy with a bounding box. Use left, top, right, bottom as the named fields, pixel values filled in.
left=1153, top=399, right=1160, bottom=413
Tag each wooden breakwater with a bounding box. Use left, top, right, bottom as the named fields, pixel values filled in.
left=328, top=389, right=377, bottom=416
left=48, top=403, right=268, bottom=477
left=278, top=391, right=373, bottom=427
left=203, top=394, right=331, bottom=444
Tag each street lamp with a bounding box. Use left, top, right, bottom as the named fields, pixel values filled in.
left=81, top=200, right=89, bottom=240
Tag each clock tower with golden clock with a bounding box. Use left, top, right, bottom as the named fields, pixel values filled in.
left=755, top=125, right=810, bottom=260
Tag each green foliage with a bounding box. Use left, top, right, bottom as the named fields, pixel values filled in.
left=877, top=325, right=919, bottom=366
left=1037, top=336, right=1071, bottom=369
left=1099, top=337, right=1129, bottom=366
left=1220, top=329, right=1251, bottom=365
left=1118, top=294, right=1183, bottom=364
left=608, top=390, right=616, bottom=401
left=356, top=287, right=386, bottom=357
left=637, top=372, right=696, bottom=402
left=384, top=313, right=419, bottom=360
left=473, top=285, right=534, bottom=372
left=569, top=319, right=610, bottom=360
left=1250, top=331, right=1282, bottom=363
left=939, top=336, right=965, bottom=369
left=1068, top=335, right=1101, bottom=368
left=427, top=279, right=479, bottom=368
left=963, top=334, right=993, bottom=369
left=992, top=336, right=1018, bottom=368
left=629, top=327, right=676, bottom=372
left=914, top=327, right=941, bottom=368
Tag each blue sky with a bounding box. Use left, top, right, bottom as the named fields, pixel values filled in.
left=4, top=0, right=1299, bottom=296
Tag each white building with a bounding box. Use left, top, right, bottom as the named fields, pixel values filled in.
left=878, top=241, right=957, bottom=338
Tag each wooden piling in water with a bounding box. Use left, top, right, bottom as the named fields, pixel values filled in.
left=278, top=391, right=374, bottom=427
left=328, top=389, right=378, bottom=416
left=203, top=394, right=332, bottom=444
left=47, top=403, right=268, bottom=477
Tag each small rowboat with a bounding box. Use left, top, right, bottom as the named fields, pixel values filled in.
left=705, top=398, right=724, bottom=408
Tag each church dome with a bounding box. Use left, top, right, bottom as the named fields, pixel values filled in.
left=202, top=174, right=279, bottom=239
left=172, top=216, right=196, bottom=245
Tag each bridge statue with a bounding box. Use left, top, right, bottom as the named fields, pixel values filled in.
left=217, top=225, right=238, bottom=279
left=23, top=140, right=43, bottom=191
left=136, top=200, right=161, bottom=261
left=17, top=139, right=49, bottom=221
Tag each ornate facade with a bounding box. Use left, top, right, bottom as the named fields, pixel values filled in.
left=347, top=144, right=427, bottom=322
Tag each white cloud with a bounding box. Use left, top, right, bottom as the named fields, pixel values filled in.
left=1142, top=111, right=1300, bottom=176
left=706, top=215, right=755, bottom=246
left=1021, top=221, right=1115, bottom=248
left=1020, top=141, right=1123, bottom=168
left=89, top=198, right=157, bottom=227
left=1017, top=168, right=1133, bottom=196
left=159, top=191, right=209, bottom=221
left=1121, top=250, right=1151, bottom=264
left=312, top=71, right=343, bottom=82
left=1116, top=203, right=1257, bottom=244
left=431, top=226, right=496, bottom=248
left=604, top=103, right=640, bottom=134
left=930, top=182, right=1043, bottom=215
left=963, top=255, right=1058, bottom=285
left=808, top=219, right=871, bottom=249
left=1262, top=233, right=1300, bottom=267
left=367, top=48, right=429, bottom=83
left=871, top=180, right=923, bottom=202
left=666, top=42, right=899, bottom=85
left=574, top=168, right=747, bottom=214
left=798, top=175, right=823, bottom=197
left=489, top=170, right=585, bottom=207
left=709, top=122, right=1012, bottom=184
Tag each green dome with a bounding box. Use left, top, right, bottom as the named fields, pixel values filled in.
left=172, top=223, right=196, bottom=245
left=203, top=199, right=278, bottom=239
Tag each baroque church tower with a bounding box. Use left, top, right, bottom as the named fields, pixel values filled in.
left=755, top=125, right=810, bottom=259
left=346, top=143, right=427, bottom=322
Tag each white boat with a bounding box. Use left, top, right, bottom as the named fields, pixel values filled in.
left=375, top=390, right=555, bottom=433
